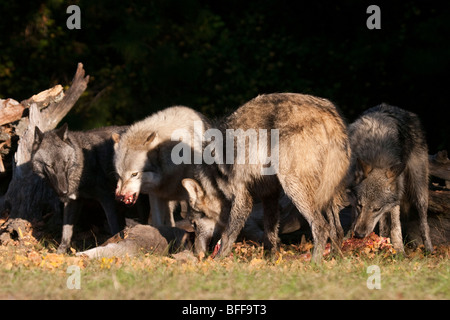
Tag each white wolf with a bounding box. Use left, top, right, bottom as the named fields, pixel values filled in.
left=113, top=106, right=210, bottom=226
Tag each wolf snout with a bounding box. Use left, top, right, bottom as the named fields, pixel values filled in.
left=57, top=189, right=70, bottom=199
left=115, top=192, right=124, bottom=201
left=116, top=192, right=138, bottom=206
left=353, top=230, right=367, bottom=239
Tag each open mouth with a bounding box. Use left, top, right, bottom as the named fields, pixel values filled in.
left=124, top=193, right=138, bottom=206
left=117, top=192, right=138, bottom=206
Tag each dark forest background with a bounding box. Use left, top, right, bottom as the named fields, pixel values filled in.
left=0, top=0, right=449, bottom=152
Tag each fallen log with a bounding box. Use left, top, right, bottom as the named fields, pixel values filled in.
left=0, top=85, right=65, bottom=126
left=429, top=189, right=450, bottom=215
left=428, top=150, right=450, bottom=215
left=0, top=99, right=25, bottom=126
left=429, top=150, right=450, bottom=183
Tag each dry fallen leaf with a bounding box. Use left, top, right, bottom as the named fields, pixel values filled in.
left=341, top=232, right=395, bottom=256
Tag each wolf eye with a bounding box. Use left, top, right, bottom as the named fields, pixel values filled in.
left=130, top=172, right=138, bottom=177
left=373, top=206, right=382, bottom=212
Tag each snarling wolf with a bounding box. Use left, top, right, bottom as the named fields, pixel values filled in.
left=113, top=106, right=211, bottom=227
left=348, top=104, right=433, bottom=253
left=31, top=124, right=127, bottom=253
left=182, top=93, right=351, bottom=262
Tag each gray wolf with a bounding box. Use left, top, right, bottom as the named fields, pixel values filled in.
left=180, top=186, right=306, bottom=256
left=182, top=93, right=351, bottom=262
left=113, top=106, right=211, bottom=227
left=31, top=124, right=127, bottom=253
left=348, top=104, right=433, bottom=253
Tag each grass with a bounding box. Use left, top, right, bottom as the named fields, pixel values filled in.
left=0, top=239, right=448, bottom=300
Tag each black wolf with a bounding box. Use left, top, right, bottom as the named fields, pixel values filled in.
left=31, top=124, right=127, bottom=253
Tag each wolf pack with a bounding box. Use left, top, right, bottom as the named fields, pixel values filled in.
left=30, top=93, right=434, bottom=263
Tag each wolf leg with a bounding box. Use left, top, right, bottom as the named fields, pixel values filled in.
left=408, top=166, right=433, bottom=252
left=378, top=214, right=390, bottom=237
left=262, top=194, right=280, bottom=255
left=148, top=195, right=175, bottom=227
left=58, top=200, right=81, bottom=253
left=347, top=205, right=358, bottom=238
left=167, top=200, right=178, bottom=226
left=418, top=205, right=433, bottom=252
left=309, top=214, right=330, bottom=263
left=413, top=195, right=433, bottom=252
left=216, top=188, right=253, bottom=258
left=389, top=205, right=405, bottom=254
left=326, top=204, right=344, bottom=257
left=279, top=176, right=329, bottom=263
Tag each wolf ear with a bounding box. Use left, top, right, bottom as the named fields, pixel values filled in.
left=112, top=133, right=121, bottom=144
left=34, top=126, right=44, bottom=145
left=386, top=162, right=404, bottom=180
left=32, top=126, right=44, bottom=153
left=56, top=123, right=69, bottom=141
left=356, top=158, right=372, bottom=179
left=143, top=132, right=157, bottom=147
left=182, top=178, right=205, bottom=209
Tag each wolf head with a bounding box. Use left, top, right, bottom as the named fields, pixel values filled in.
left=181, top=178, right=226, bottom=255
left=351, top=158, right=404, bottom=238
left=31, top=124, right=81, bottom=202
left=113, top=106, right=210, bottom=206
left=113, top=131, right=163, bottom=205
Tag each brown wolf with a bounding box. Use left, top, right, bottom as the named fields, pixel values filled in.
left=348, top=104, right=433, bottom=253
left=182, top=93, right=351, bottom=262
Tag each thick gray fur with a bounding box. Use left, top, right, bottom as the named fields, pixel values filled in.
left=348, top=103, right=433, bottom=253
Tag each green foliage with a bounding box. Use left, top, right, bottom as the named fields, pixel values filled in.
left=0, top=1, right=448, bottom=150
